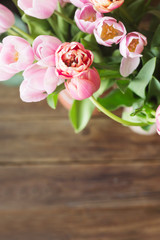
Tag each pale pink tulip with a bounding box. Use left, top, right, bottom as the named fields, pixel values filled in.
left=65, top=68, right=100, bottom=100
left=20, top=63, right=62, bottom=102
left=0, top=36, right=34, bottom=81
left=17, top=0, right=58, bottom=19
left=94, top=16, right=126, bottom=47
left=156, top=105, right=160, bottom=135
left=33, top=35, right=62, bottom=67
left=75, top=4, right=103, bottom=34
left=120, top=32, right=147, bottom=77
left=0, top=4, right=15, bottom=33
left=70, top=0, right=90, bottom=8
left=55, top=42, right=94, bottom=79
left=89, top=0, right=124, bottom=13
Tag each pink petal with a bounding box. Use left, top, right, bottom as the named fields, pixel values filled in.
left=120, top=57, right=140, bottom=77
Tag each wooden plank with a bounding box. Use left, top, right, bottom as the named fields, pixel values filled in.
left=0, top=85, right=68, bottom=120
left=0, top=165, right=160, bottom=209
left=0, top=118, right=159, bottom=164
left=0, top=165, right=160, bottom=239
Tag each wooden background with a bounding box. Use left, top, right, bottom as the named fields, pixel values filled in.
left=0, top=84, right=160, bottom=240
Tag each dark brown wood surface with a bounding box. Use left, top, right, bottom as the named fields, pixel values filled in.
left=0, top=84, right=160, bottom=240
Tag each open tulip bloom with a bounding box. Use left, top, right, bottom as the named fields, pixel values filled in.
left=0, top=1, right=160, bottom=134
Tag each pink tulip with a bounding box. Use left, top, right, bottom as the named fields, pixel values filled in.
left=17, top=0, right=58, bottom=19
left=89, top=0, right=124, bottom=13
left=33, top=35, right=62, bottom=67
left=0, top=4, right=15, bottom=33
left=94, top=16, right=126, bottom=47
left=20, top=63, right=62, bottom=102
left=70, top=0, right=90, bottom=8
left=119, top=32, right=147, bottom=77
left=0, top=36, right=34, bottom=81
left=75, top=4, right=103, bottom=34
left=156, top=105, right=160, bottom=135
left=55, top=42, right=94, bottom=79
left=65, top=68, right=100, bottom=100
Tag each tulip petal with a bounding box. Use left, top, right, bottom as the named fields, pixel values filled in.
left=120, top=57, right=140, bottom=77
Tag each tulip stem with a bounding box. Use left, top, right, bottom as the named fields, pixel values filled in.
left=54, top=10, right=76, bottom=26
left=7, top=29, right=19, bottom=36
left=89, top=96, right=153, bottom=127
left=11, top=25, right=33, bottom=44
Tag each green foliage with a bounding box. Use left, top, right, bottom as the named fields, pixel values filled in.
left=69, top=99, right=95, bottom=133
left=47, top=94, right=58, bottom=110
left=129, top=58, right=156, bottom=99
left=22, top=14, right=53, bottom=38
left=98, top=89, right=136, bottom=111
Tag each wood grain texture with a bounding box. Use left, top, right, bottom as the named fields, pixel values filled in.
left=0, top=84, right=160, bottom=239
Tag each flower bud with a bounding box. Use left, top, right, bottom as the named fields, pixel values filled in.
left=65, top=68, right=100, bottom=100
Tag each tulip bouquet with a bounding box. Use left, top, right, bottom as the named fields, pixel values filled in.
left=0, top=0, right=160, bottom=134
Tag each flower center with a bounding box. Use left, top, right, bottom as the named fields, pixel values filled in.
left=101, top=23, right=121, bottom=41
left=128, top=39, right=139, bottom=52
left=84, top=14, right=96, bottom=22
left=14, top=51, right=19, bottom=62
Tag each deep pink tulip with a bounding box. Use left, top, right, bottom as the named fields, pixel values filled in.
left=119, top=32, right=147, bottom=77
left=55, top=42, right=94, bottom=79
left=0, top=4, right=15, bottom=33
left=33, top=35, right=62, bottom=67
left=17, top=0, right=58, bottom=19
left=65, top=68, right=100, bottom=100
left=70, top=0, right=90, bottom=8
left=0, top=36, right=34, bottom=81
left=20, top=63, right=62, bottom=102
left=89, top=0, right=124, bottom=13
left=75, top=4, right=103, bottom=34
left=94, top=16, right=126, bottom=47
left=156, top=105, right=160, bottom=135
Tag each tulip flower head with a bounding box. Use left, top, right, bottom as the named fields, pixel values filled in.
left=75, top=4, right=103, bottom=34
left=70, top=0, right=90, bottom=8
left=20, top=63, right=62, bottom=102
left=89, top=0, right=124, bottom=13
left=55, top=42, right=94, bottom=79
left=120, top=32, right=147, bottom=77
left=33, top=35, right=62, bottom=67
left=18, top=0, right=58, bottom=19
left=0, top=36, right=34, bottom=81
left=65, top=68, right=100, bottom=100
left=0, top=4, right=15, bottom=34
left=94, top=17, right=126, bottom=47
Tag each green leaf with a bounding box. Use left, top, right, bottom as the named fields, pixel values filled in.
left=151, top=24, right=160, bottom=48
left=1, top=72, right=23, bottom=86
left=116, top=79, right=130, bottom=93
left=22, top=14, right=53, bottom=38
left=98, top=89, right=136, bottom=111
left=69, top=99, right=95, bottom=133
left=148, top=10, right=160, bottom=20
left=148, top=77, right=160, bottom=103
left=47, top=94, right=58, bottom=110
left=127, top=0, right=146, bottom=23
left=129, top=57, right=156, bottom=99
